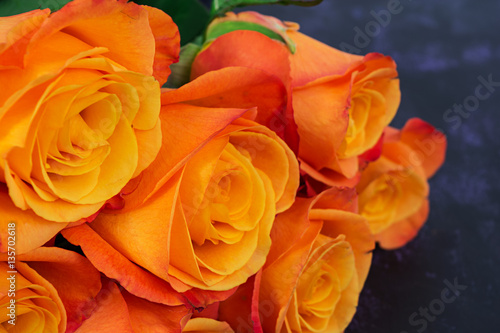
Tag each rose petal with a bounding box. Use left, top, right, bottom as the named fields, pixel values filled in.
left=0, top=9, right=50, bottom=68
left=142, top=6, right=180, bottom=86
left=375, top=199, right=430, bottom=250
left=16, top=247, right=101, bottom=332
left=0, top=184, right=68, bottom=254
left=62, top=223, right=186, bottom=306
left=74, top=280, right=133, bottom=333
left=119, top=103, right=248, bottom=212
left=30, top=0, right=156, bottom=77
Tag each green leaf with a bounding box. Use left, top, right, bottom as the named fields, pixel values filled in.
left=211, top=0, right=323, bottom=19
left=133, top=0, right=210, bottom=45
left=164, top=43, right=201, bottom=88
left=205, top=20, right=296, bottom=53
left=0, top=0, right=71, bottom=16
left=206, top=20, right=284, bottom=43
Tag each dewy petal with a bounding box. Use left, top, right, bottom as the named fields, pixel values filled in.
left=29, top=0, right=157, bottom=77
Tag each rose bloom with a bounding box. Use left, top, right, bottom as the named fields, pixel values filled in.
left=191, top=11, right=401, bottom=186
left=219, top=187, right=374, bottom=333
left=0, top=0, right=179, bottom=253
left=62, top=71, right=299, bottom=304
left=0, top=247, right=101, bottom=332
left=357, top=118, right=446, bottom=249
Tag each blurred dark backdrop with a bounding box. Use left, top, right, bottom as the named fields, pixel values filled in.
left=226, top=1, right=500, bottom=332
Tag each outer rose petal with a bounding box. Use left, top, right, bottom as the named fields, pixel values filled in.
left=398, top=118, right=447, bottom=178
left=293, top=78, right=351, bottom=174
left=61, top=223, right=187, bottom=306
left=123, top=290, right=191, bottom=333
left=169, top=66, right=288, bottom=137
left=235, top=187, right=374, bottom=333
left=1, top=261, right=66, bottom=332
left=357, top=118, right=446, bottom=249
left=62, top=222, right=235, bottom=310
left=118, top=103, right=249, bottom=212
left=1, top=247, right=101, bottom=332
left=29, top=0, right=156, bottom=77
left=0, top=184, right=68, bottom=254
left=375, top=199, right=430, bottom=250
left=74, top=280, right=134, bottom=333
left=75, top=279, right=191, bottom=333
left=16, top=247, right=102, bottom=332
left=218, top=271, right=263, bottom=333
left=288, top=30, right=362, bottom=87
left=0, top=9, right=50, bottom=68
left=183, top=318, right=235, bottom=332
left=142, top=6, right=180, bottom=86
left=310, top=187, right=375, bottom=292
left=190, top=30, right=297, bottom=150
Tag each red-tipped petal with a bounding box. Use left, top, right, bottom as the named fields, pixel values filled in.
left=142, top=5, right=180, bottom=85
left=400, top=118, right=447, bottom=178
left=62, top=224, right=186, bottom=306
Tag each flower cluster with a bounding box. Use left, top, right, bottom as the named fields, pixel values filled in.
left=0, top=1, right=446, bottom=332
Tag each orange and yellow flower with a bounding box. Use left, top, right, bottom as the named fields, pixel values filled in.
left=0, top=247, right=101, bottom=332
left=0, top=0, right=179, bottom=253
left=192, top=11, right=401, bottom=187
left=62, top=66, right=299, bottom=307
left=219, top=187, right=374, bottom=333
left=357, top=118, right=447, bottom=249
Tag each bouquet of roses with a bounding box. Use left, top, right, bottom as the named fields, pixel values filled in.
left=0, top=0, right=446, bottom=332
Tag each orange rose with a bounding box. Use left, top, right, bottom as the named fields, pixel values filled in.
left=219, top=187, right=374, bottom=333
left=62, top=70, right=299, bottom=303
left=357, top=118, right=447, bottom=249
left=74, top=278, right=190, bottom=333
left=0, top=0, right=179, bottom=253
left=192, top=11, right=400, bottom=186
left=0, top=247, right=101, bottom=332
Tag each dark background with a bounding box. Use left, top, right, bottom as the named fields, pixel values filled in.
left=1, top=0, right=498, bottom=331
left=231, top=1, right=500, bottom=332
